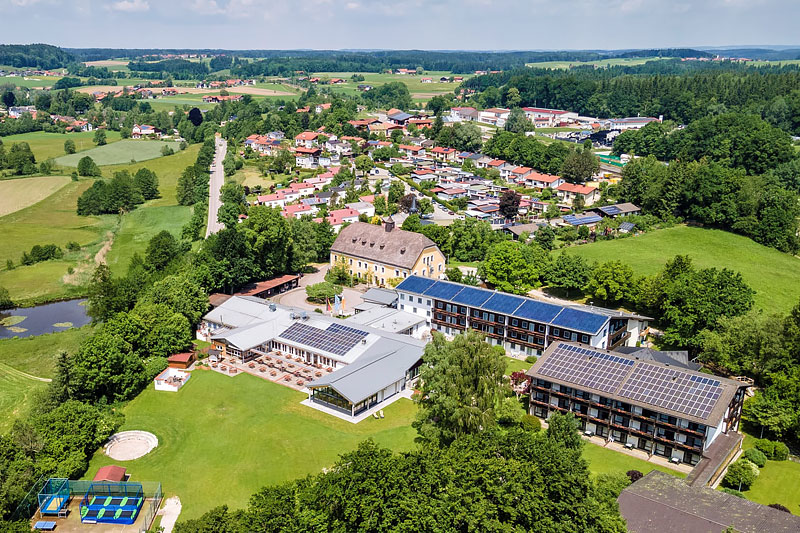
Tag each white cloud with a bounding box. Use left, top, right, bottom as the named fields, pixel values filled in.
left=111, top=0, right=149, bottom=12
left=345, top=1, right=359, bottom=8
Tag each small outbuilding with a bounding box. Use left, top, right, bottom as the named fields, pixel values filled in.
left=167, top=352, right=195, bottom=369
left=93, top=465, right=128, bottom=482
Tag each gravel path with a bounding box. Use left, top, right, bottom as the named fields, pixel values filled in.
left=206, top=136, right=227, bottom=237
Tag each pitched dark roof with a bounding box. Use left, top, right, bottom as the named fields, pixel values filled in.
left=613, top=346, right=700, bottom=371
left=331, top=222, right=440, bottom=270
left=618, top=471, right=800, bottom=533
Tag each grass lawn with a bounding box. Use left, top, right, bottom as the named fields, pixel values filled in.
left=55, top=139, right=181, bottom=167
left=85, top=370, right=419, bottom=519
left=105, top=205, right=193, bottom=275
left=505, top=356, right=531, bottom=375
left=233, top=165, right=277, bottom=190
left=0, top=362, right=47, bottom=433
left=317, top=71, right=468, bottom=104
left=0, top=175, right=71, bottom=217
left=559, top=225, right=800, bottom=314
left=0, top=326, right=91, bottom=432
left=1, top=130, right=122, bottom=161
left=581, top=441, right=686, bottom=478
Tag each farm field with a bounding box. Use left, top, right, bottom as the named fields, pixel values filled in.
left=55, top=139, right=181, bottom=167
left=1, top=130, right=122, bottom=161
left=0, top=179, right=111, bottom=280
left=0, top=175, right=71, bottom=217
left=559, top=225, right=800, bottom=314
left=105, top=205, right=192, bottom=275
left=84, top=370, right=420, bottom=520
left=2, top=75, right=64, bottom=89
left=0, top=326, right=90, bottom=432
left=526, top=56, right=672, bottom=69
left=316, top=71, right=467, bottom=102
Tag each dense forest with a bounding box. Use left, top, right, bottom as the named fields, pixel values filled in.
left=461, top=62, right=800, bottom=132
left=0, top=44, right=74, bottom=69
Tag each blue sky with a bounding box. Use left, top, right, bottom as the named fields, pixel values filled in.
left=2, top=0, right=798, bottom=50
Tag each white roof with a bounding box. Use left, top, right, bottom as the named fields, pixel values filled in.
left=345, top=307, right=426, bottom=333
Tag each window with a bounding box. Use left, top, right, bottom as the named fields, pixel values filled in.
left=349, top=259, right=353, bottom=265
left=400, top=294, right=404, bottom=300
left=581, top=335, right=589, bottom=343
left=427, top=300, right=431, bottom=306
left=552, top=328, right=560, bottom=336
left=400, top=304, right=405, bottom=310
left=418, top=297, right=422, bottom=304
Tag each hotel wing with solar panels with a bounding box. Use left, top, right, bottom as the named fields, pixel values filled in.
left=201, top=296, right=425, bottom=418
left=527, top=342, right=746, bottom=466
left=395, top=275, right=651, bottom=356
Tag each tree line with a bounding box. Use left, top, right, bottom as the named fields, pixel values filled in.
left=462, top=62, right=800, bottom=133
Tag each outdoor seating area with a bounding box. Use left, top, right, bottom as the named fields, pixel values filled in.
left=207, top=349, right=335, bottom=390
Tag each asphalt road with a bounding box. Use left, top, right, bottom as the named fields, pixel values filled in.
left=205, top=136, right=227, bottom=237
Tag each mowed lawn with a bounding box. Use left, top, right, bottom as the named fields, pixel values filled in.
left=105, top=205, right=193, bottom=275
left=85, top=370, right=419, bottom=519
left=0, top=175, right=71, bottom=216
left=559, top=225, right=800, bottom=313
left=56, top=139, right=181, bottom=167
left=1, top=130, right=122, bottom=161
left=581, top=442, right=685, bottom=479
left=0, top=326, right=90, bottom=432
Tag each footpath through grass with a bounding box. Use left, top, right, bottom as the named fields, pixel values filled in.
left=559, top=225, right=800, bottom=313
left=0, top=326, right=90, bottom=432
left=85, top=370, right=419, bottom=519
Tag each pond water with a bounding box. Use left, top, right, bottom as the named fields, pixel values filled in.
left=0, top=299, right=91, bottom=339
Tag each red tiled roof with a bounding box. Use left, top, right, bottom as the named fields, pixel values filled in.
left=487, top=159, right=506, bottom=167
left=94, top=465, right=127, bottom=482
left=557, top=183, right=596, bottom=195
left=295, top=131, right=319, bottom=141
left=512, top=166, right=532, bottom=174
left=168, top=352, right=194, bottom=363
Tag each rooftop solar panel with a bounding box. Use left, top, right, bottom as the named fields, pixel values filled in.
left=423, top=280, right=464, bottom=300
left=451, top=285, right=492, bottom=307
left=551, top=308, right=608, bottom=334
left=600, top=205, right=621, bottom=215
left=279, top=322, right=368, bottom=356
left=515, top=299, right=563, bottom=323
left=618, top=363, right=722, bottom=420
left=537, top=343, right=634, bottom=393
left=483, top=293, right=526, bottom=314
left=395, top=276, right=436, bottom=295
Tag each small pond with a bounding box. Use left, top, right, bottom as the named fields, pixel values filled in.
left=0, top=299, right=91, bottom=339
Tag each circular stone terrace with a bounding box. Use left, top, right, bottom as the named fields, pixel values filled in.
left=104, top=430, right=158, bottom=461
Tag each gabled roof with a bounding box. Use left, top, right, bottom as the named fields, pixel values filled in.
left=331, top=222, right=440, bottom=270
left=295, top=131, right=319, bottom=141
left=557, top=183, right=596, bottom=195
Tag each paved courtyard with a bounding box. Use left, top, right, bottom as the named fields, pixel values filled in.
left=274, top=264, right=365, bottom=314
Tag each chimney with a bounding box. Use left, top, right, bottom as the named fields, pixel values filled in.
left=383, top=216, right=395, bottom=232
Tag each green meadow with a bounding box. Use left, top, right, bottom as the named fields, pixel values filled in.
left=55, top=139, right=182, bottom=167
left=559, top=225, right=800, bottom=314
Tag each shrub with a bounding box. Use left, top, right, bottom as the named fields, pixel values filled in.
left=743, top=448, right=767, bottom=468
left=720, top=487, right=745, bottom=498
left=161, top=145, right=175, bottom=156
left=519, top=414, right=541, bottom=432
left=754, top=438, right=790, bottom=461
left=77, top=155, right=101, bottom=177
left=768, top=503, right=791, bottom=513
left=626, top=470, right=644, bottom=483
left=772, top=441, right=790, bottom=461
left=754, top=438, right=775, bottom=458
left=66, top=241, right=81, bottom=252
left=722, top=458, right=759, bottom=490
left=525, top=355, right=538, bottom=364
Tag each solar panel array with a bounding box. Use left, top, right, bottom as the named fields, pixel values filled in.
left=537, top=343, right=634, bottom=393
left=618, top=363, right=722, bottom=420
left=397, top=276, right=610, bottom=334
left=600, top=205, right=621, bottom=216
left=279, top=322, right=368, bottom=356
left=563, top=214, right=603, bottom=226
